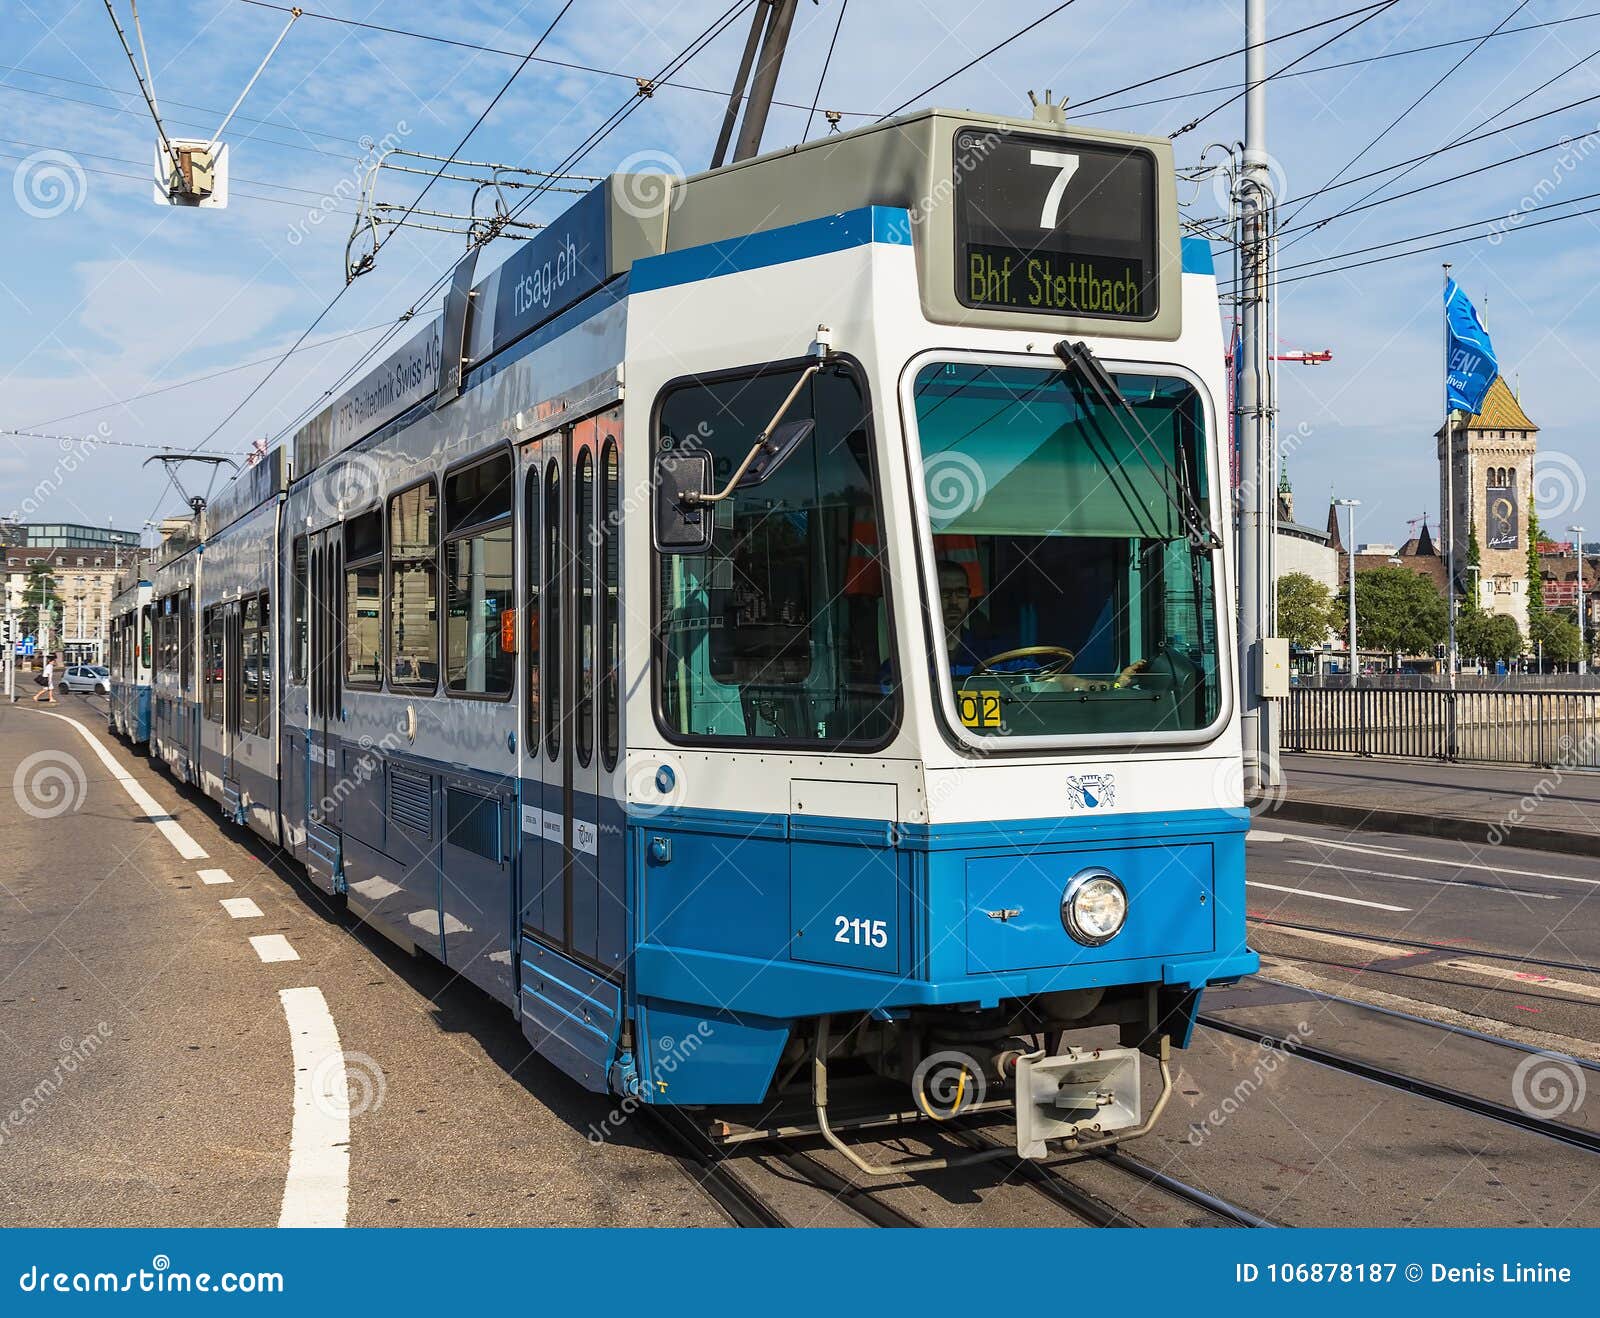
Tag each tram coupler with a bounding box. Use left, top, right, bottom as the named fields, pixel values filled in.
left=1016, top=1036, right=1173, bottom=1160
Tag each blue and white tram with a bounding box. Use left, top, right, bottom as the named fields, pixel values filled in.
left=149, top=530, right=201, bottom=784
left=130, top=106, right=1256, bottom=1163
left=108, top=575, right=153, bottom=743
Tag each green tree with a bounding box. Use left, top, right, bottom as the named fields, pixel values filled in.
left=1462, top=520, right=1483, bottom=616
left=1352, top=566, right=1448, bottom=655
left=20, top=563, right=60, bottom=642
left=1527, top=508, right=1546, bottom=616
left=1277, top=572, right=1334, bottom=650
left=1530, top=608, right=1581, bottom=666
left=1458, top=610, right=1523, bottom=665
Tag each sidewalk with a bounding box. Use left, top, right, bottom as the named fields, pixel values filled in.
left=1276, top=752, right=1600, bottom=856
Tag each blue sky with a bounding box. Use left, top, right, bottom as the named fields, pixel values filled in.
left=1, top=0, right=1596, bottom=548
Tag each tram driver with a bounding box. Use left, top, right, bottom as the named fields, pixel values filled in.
left=938, top=559, right=1147, bottom=690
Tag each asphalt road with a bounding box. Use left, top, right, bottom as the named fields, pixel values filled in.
left=5, top=694, right=1597, bottom=1229
left=0, top=697, right=720, bottom=1228
left=1244, top=816, right=1600, bottom=1051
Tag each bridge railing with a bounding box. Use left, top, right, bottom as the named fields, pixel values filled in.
left=1282, top=686, right=1600, bottom=769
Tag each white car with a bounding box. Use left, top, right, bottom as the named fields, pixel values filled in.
left=61, top=664, right=110, bottom=695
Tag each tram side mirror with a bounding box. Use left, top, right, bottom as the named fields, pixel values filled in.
left=737, top=419, right=815, bottom=489
left=653, top=449, right=714, bottom=554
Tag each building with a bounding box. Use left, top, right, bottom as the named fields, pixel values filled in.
left=1435, top=376, right=1538, bottom=633
left=3, top=543, right=148, bottom=662
left=13, top=522, right=142, bottom=551
left=1539, top=546, right=1599, bottom=635
left=1274, top=471, right=1338, bottom=590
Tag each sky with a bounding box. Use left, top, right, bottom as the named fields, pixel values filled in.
left=1, top=0, right=1597, bottom=549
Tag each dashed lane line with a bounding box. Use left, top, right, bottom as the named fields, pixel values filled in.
left=250, top=935, right=300, bottom=963
left=1251, top=830, right=1600, bottom=887
left=220, top=896, right=264, bottom=919
left=1245, top=880, right=1409, bottom=912
left=198, top=868, right=234, bottom=885
left=25, top=709, right=207, bottom=860
left=276, top=986, right=349, bottom=1229
left=1284, top=858, right=1561, bottom=900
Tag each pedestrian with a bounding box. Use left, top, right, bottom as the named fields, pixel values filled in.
left=31, top=653, right=57, bottom=704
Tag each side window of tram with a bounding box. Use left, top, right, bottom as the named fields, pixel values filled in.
left=291, top=535, right=309, bottom=684
left=389, top=482, right=438, bottom=691
left=344, top=508, right=384, bottom=688
left=203, top=608, right=223, bottom=723
left=654, top=365, right=895, bottom=746
left=443, top=452, right=514, bottom=697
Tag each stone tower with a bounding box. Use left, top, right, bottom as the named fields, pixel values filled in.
left=1435, top=376, right=1538, bottom=634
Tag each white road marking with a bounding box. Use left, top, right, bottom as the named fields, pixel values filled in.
left=26, top=709, right=207, bottom=859
left=1252, top=923, right=1417, bottom=959
left=250, top=935, right=300, bottom=963
left=221, top=897, right=263, bottom=919
left=1246, top=880, right=1410, bottom=912
left=276, top=986, right=348, bottom=1229
left=1443, top=960, right=1600, bottom=1002
left=1284, top=858, right=1561, bottom=900
left=198, top=868, right=233, bottom=885
left=1254, top=831, right=1599, bottom=887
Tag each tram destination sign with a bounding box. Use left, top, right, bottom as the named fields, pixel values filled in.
left=954, top=128, right=1159, bottom=321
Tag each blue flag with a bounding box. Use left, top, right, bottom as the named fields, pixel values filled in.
left=1444, top=278, right=1498, bottom=414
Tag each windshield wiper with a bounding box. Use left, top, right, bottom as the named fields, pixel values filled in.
left=1053, top=340, right=1221, bottom=551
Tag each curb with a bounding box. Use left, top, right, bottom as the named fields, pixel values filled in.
left=1274, top=798, right=1600, bottom=859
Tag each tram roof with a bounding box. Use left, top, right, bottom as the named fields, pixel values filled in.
left=289, top=107, right=1178, bottom=479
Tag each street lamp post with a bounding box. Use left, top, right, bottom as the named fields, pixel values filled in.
left=1335, top=498, right=1361, bottom=685
left=1569, top=526, right=1588, bottom=676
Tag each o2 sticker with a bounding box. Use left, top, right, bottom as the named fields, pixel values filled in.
left=834, top=916, right=889, bottom=949
left=957, top=690, right=1002, bottom=729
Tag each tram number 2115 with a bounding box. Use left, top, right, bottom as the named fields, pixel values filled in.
left=834, top=916, right=890, bottom=948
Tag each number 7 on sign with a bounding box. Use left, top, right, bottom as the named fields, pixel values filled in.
left=1030, top=149, right=1079, bottom=230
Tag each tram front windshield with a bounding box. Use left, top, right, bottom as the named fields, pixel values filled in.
left=910, top=359, right=1221, bottom=741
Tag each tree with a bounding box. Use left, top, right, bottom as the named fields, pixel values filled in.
left=1462, top=520, right=1483, bottom=616
left=20, top=563, right=60, bottom=642
left=1458, top=610, right=1523, bottom=665
left=1530, top=608, right=1581, bottom=666
left=1352, top=566, right=1447, bottom=655
left=1527, top=508, right=1546, bottom=617
left=1277, top=572, right=1334, bottom=649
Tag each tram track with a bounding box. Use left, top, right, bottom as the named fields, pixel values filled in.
left=1251, top=915, right=1600, bottom=979
left=1197, top=1014, right=1600, bottom=1157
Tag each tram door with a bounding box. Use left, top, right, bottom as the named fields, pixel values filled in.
left=521, top=411, right=625, bottom=973
left=306, top=526, right=343, bottom=851
left=222, top=600, right=242, bottom=784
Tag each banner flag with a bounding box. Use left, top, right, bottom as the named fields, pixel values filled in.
left=1444, top=278, right=1498, bottom=414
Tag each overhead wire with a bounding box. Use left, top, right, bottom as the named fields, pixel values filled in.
left=1276, top=0, right=1532, bottom=232
left=873, top=0, right=1079, bottom=122
left=801, top=0, right=849, bottom=143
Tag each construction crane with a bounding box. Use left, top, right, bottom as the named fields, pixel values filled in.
left=1273, top=349, right=1333, bottom=365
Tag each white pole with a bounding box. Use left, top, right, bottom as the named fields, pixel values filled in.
left=1238, top=0, right=1274, bottom=790
left=1570, top=526, right=1588, bottom=675
left=1444, top=263, right=1458, bottom=691
left=1347, top=504, right=1358, bottom=684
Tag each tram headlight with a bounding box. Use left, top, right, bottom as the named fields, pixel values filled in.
left=1061, top=869, right=1127, bottom=946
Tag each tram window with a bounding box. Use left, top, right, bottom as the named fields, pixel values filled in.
left=389, top=481, right=438, bottom=691
left=179, top=588, right=192, bottom=692
left=241, top=596, right=259, bottom=732
left=909, top=360, right=1222, bottom=740
left=345, top=564, right=383, bottom=687
left=255, top=590, right=271, bottom=734
left=203, top=608, right=223, bottom=724
left=443, top=452, right=513, bottom=698
left=524, top=469, right=541, bottom=743
left=140, top=606, right=152, bottom=672
left=344, top=507, right=384, bottom=689
left=653, top=363, right=897, bottom=748
left=601, top=438, right=620, bottom=770
left=291, top=535, right=309, bottom=684
left=544, top=459, right=561, bottom=757
left=576, top=447, right=595, bottom=766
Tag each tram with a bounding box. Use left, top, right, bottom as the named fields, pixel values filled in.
left=107, top=575, right=153, bottom=744
left=126, top=103, right=1255, bottom=1166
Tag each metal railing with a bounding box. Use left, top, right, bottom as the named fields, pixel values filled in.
left=1283, top=686, right=1600, bottom=769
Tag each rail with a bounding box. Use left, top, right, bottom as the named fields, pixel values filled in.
left=1281, top=686, right=1600, bottom=769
